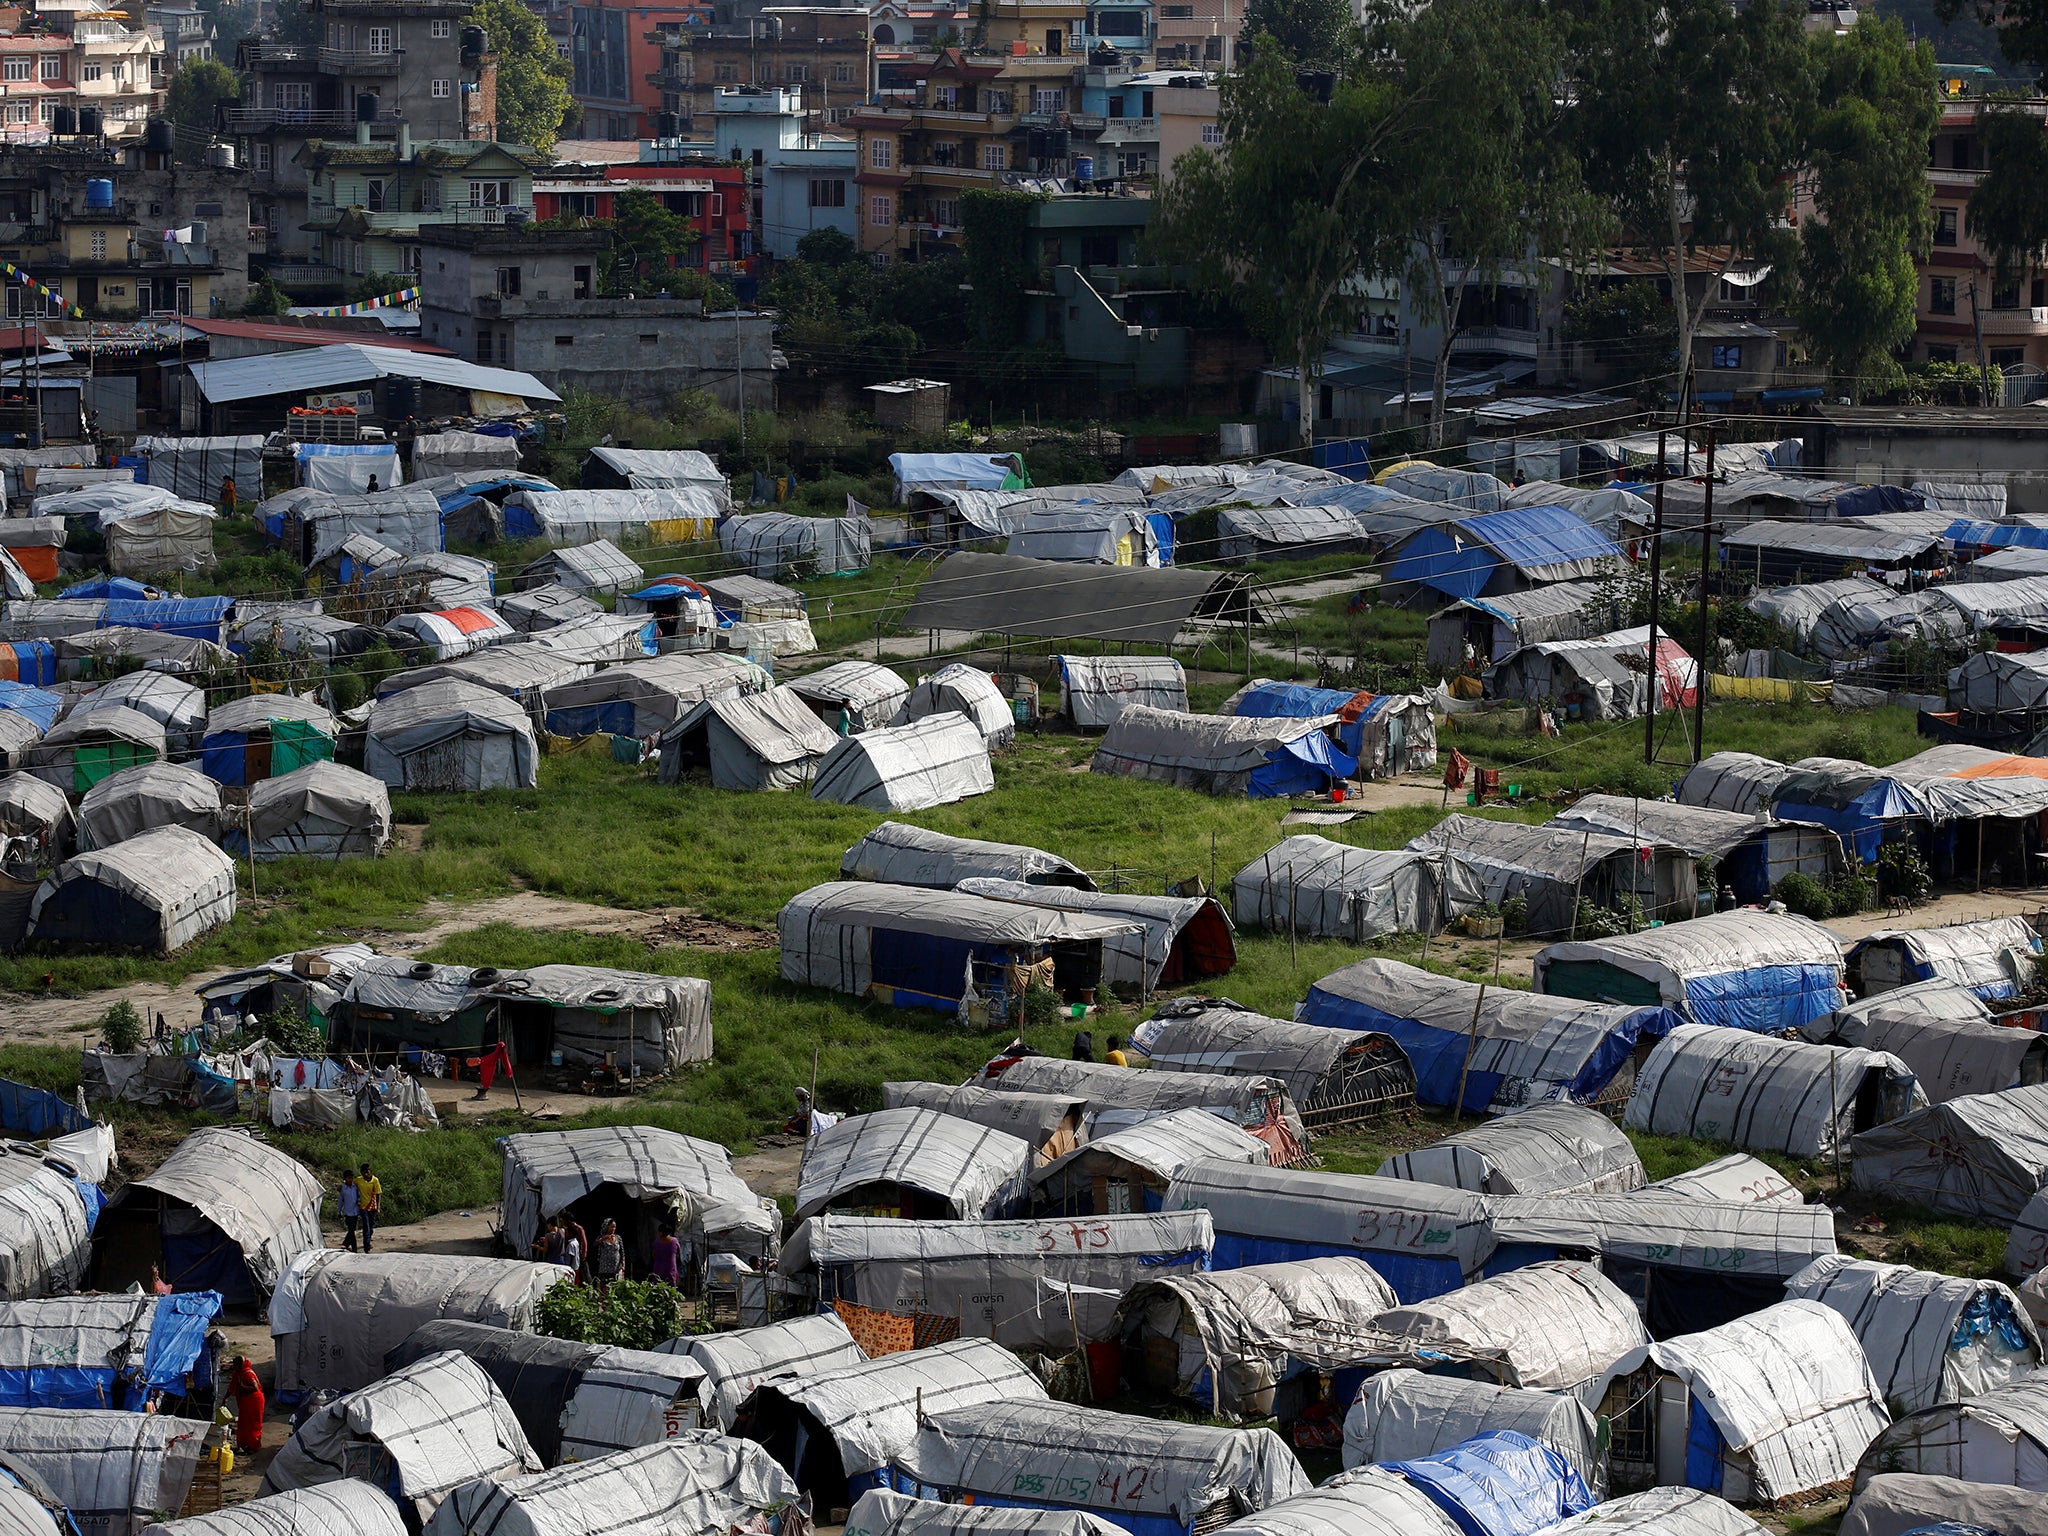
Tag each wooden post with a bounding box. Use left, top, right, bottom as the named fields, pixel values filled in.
left=1644, top=428, right=1668, bottom=767
left=1694, top=429, right=1714, bottom=760
left=1453, top=981, right=1487, bottom=1124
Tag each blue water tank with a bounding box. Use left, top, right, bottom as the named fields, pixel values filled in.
left=85, top=179, right=113, bottom=209
left=1074, top=155, right=1094, bottom=183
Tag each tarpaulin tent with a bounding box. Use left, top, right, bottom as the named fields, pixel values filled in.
left=500, top=585, right=604, bottom=633
left=1809, top=588, right=1966, bottom=662
left=1808, top=986, right=2041, bottom=1103
left=890, top=452, right=1024, bottom=502
left=142, top=1478, right=408, bottom=1536
left=0, top=641, right=56, bottom=690
left=0, top=1409, right=205, bottom=1536
left=792, top=1107, right=1032, bottom=1220
left=238, top=762, right=391, bottom=862
left=1056, top=656, right=1187, bottom=730
left=500, top=1125, right=771, bottom=1276
left=59, top=629, right=232, bottom=678
left=515, top=541, right=642, bottom=598
left=1502, top=482, right=1652, bottom=540
left=1850, top=1083, right=2048, bottom=1222
left=134, top=1126, right=321, bottom=1304
left=1534, top=910, right=1846, bottom=1032
left=0, top=598, right=103, bottom=642
left=1341, top=1372, right=1601, bottom=1492
left=0, top=772, right=73, bottom=864
left=2010, top=1186, right=2048, bottom=1295
left=365, top=552, right=496, bottom=608
left=1117, top=1257, right=1397, bottom=1419
left=1840, top=1473, right=2048, bottom=1536
left=841, top=822, right=1094, bottom=892
left=1931, top=574, right=2048, bottom=639
left=1549, top=794, right=1845, bottom=904
left=226, top=611, right=373, bottom=665
left=132, top=437, right=265, bottom=505
left=421, top=1436, right=803, bottom=1536
left=1486, top=628, right=1697, bottom=722
left=672, top=1313, right=865, bottom=1434
left=1946, top=649, right=2048, bottom=713
left=1755, top=757, right=1922, bottom=863
left=1784, top=1255, right=2039, bottom=1414
left=1093, top=708, right=1355, bottom=799
left=1230, top=836, right=1441, bottom=940
left=269, top=1249, right=565, bottom=1399
left=657, top=688, right=837, bottom=791
left=902, top=665, right=1016, bottom=749
left=329, top=954, right=493, bottom=1056
left=504, top=489, right=724, bottom=546
left=1007, top=507, right=1159, bottom=567
left=899, top=1399, right=1310, bottom=1536
left=1410, top=816, right=1695, bottom=936
left=105, top=510, right=216, bottom=581
left=1379, top=1104, right=1643, bottom=1197
left=1222, top=682, right=1436, bottom=778
left=1426, top=582, right=1616, bottom=672
left=788, top=662, right=908, bottom=735
left=24, top=707, right=164, bottom=794
left=1641, top=1300, right=1891, bottom=1502
left=385, top=606, right=514, bottom=664
left=1961, top=547, right=2048, bottom=582
left=1378, top=463, right=1508, bottom=509
left=198, top=694, right=334, bottom=788
left=1720, top=520, right=1942, bottom=585
left=412, top=431, right=522, bottom=481
left=543, top=654, right=764, bottom=740
left=276, top=487, right=441, bottom=566
left=1850, top=1376, right=2048, bottom=1493
left=881, top=1083, right=1085, bottom=1164
left=1848, top=917, right=2041, bottom=1002
left=487, top=966, right=712, bottom=1077
left=782, top=1209, right=1213, bottom=1354
left=1382, top=1432, right=1595, bottom=1536
left=0, top=1146, right=94, bottom=1299
left=1163, top=1160, right=1491, bottom=1301
left=30, top=828, right=236, bottom=954
left=1522, top=1489, right=1766, bottom=1536
left=1624, top=1024, right=1925, bottom=1160
left=722, top=513, right=870, bottom=578
left=365, top=680, right=540, bottom=791
left=977, top=1054, right=1306, bottom=1149
left=385, top=1320, right=707, bottom=1465
left=376, top=644, right=594, bottom=711
left=742, top=1337, right=1045, bottom=1504
left=0, top=686, right=51, bottom=773
left=1746, top=575, right=1893, bottom=646
left=581, top=448, right=728, bottom=502
left=847, top=1490, right=1125, bottom=1536
left=261, top=1351, right=542, bottom=1521
left=810, top=716, right=994, bottom=811
left=1389, top=508, right=1620, bottom=603
left=1127, top=1006, right=1410, bottom=1133
left=956, top=882, right=1234, bottom=995
left=1207, top=1466, right=1463, bottom=1536
left=614, top=577, right=715, bottom=642
left=76, top=763, right=222, bottom=852
left=1213, top=505, right=1388, bottom=565
left=1298, top=958, right=1676, bottom=1114
left=779, top=884, right=1135, bottom=1014
left=70, top=674, right=204, bottom=755
left=296, top=443, right=401, bottom=494
left=1028, top=1110, right=1271, bottom=1216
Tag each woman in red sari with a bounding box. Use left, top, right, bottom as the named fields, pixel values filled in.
left=230, top=1357, right=265, bottom=1452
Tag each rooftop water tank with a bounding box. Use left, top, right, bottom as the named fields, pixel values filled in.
left=85, top=179, right=114, bottom=210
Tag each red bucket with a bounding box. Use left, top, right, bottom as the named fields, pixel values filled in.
left=1331, top=785, right=1346, bottom=803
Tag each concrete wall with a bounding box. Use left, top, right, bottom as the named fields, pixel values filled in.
left=1817, top=412, right=2048, bottom=516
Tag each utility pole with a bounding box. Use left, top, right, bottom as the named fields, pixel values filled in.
left=1694, top=427, right=1714, bottom=761
left=1971, top=277, right=1993, bottom=406
left=735, top=305, right=746, bottom=454
left=1644, top=427, right=1667, bottom=768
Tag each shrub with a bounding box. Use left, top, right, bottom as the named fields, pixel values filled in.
left=537, top=1276, right=689, bottom=1351
left=1825, top=864, right=1876, bottom=917
left=1022, top=982, right=1063, bottom=1030
left=96, top=1000, right=143, bottom=1054
left=1877, top=839, right=1932, bottom=904
left=1773, top=871, right=1834, bottom=921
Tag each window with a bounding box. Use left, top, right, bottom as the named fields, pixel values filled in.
left=1199, top=122, right=1223, bottom=145
left=1993, top=346, right=2027, bottom=367
left=1162, top=4, right=1192, bottom=15
left=710, top=193, right=724, bottom=216
left=495, top=264, right=521, bottom=295
left=1931, top=276, right=1957, bottom=315
left=869, top=192, right=892, bottom=226
left=808, top=177, right=846, bottom=207
left=555, top=334, right=574, bottom=345
left=367, top=26, right=393, bottom=52
left=2, top=59, right=29, bottom=83
left=404, top=245, right=421, bottom=272
left=786, top=63, right=809, bottom=82
left=431, top=18, right=451, bottom=36
left=986, top=90, right=1013, bottom=114
left=715, top=62, right=738, bottom=81
left=432, top=78, right=451, bottom=97
left=1710, top=344, right=1741, bottom=369
left=640, top=333, right=658, bottom=344
left=930, top=196, right=958, bottom=226
left=574, top=264, right=593, bottom=298
left=756, top=61, right=773, bottom=83
left=1994, top=276, right=2022, bottom=309
left=831, top=62, right=853, bottom=83
left=1935, top=207, right=1958, bottom=246
left=89, top=229, right=105, bottom=260
left=981, top=144, right=1006, bottom=171
left=1032, top=87, right=1064, bottom=114
left=350, top=241, right=365, bottom=274
left=275, top=82, right=311, bottom=113
left=1926, top=344, right=1958, bottom=363
left=869, top=137, right=893, bottom=168
left=38, top=56, right=59, bottom=80
left=81, top=63, right=101, bottom=82
left=104, top=285, right=123, bottom=298
left=365, top=178, right=387, bottom=211
left=469, top=179, right=512, bottom=207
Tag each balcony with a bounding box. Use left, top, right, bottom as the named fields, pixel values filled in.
left=1093, top=114, right=1156, bottom=143
left=1981, top=305, right=2048, bottom=334
left=245, top=43, right=400, bottom=75
left=227, top=107, right=361, bottom=132
left=262, top=260, right=345, bottom=286
left=905, top=161, right=998, bottom=182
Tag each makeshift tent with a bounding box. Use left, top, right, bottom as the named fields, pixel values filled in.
left=891, top=452, right=1024, bottom=502
left=722, top=512, right=870, bottom=578
left=881, top=1082, right=1085, bottom=1163
left=132, top=436, right=264, bottom=505
left=1848, top=917, right=2041, bottom=1002
left=58, top=628, right=232, bottom=678
left=698, top=574, right=809, bottom=622
left=500, top=1125, right=773, bottom=1272
left=778, top=883, right=1135, bottom=1013
left=366, top=552, right=496, bottom=608
left=226, top=610, right=374, bottom=665
left=1128, top=1006, right=1412, bottom=1133
left=1299, top=958, right=1676, bottom=1113
left=800, top=716, right=987, bottom=812
left=1810, top=588, right=1967, bottom=662
left=1379, top=464, right=1509, bottom=509
left=788, top=662, right=909, bottom=734
left=1549, top=794, right=1845, bottom=904
left=29, top=828, right=236, bottom=954
left=900, top=554, right=1254, bottom=647
left=1006, top=506, right=1161, bottom=567
left=841, top=822, right=1093, bottom=891
left=1206, top=1467, right=1464, bottom=1536
left=791, top=1107, right=1033, bottom=1220
left=1721, top=521, right=1942, bottom=585
left=1410, top=816, right=1695, bottom=936
left=133, top=1126, right=322, bottom=1303
left=1163, top=1160, right=1491, bottom=1301
left=614, top=575, right=716, bottom=641
left=1380, top=1104, right=1644, bottom=1196
left=1426, top=582, right=1616, bottom=671
left=1521, top=1489, right=1766, bottom=1536
left=198, top=694, right=334, bottom=787
left=327, top=954, right=493, bottom=1055
left=1625, top=1024, right=1925, bottom=1160
left=70, top=673, right=204, bottom=755
left=421, top=1436, right=803, bottom=1536
left=105, top=509, right=216, bottom=580
left=901, top=665, right=1016, bottom=749
left=412, top=431, right=522, bottom=480
left=1213, top=505, right=1384, bottom=565
left=487, top=966, right=713, bottom=1077
left=0, top=1409, right=205, bottom=1536
left=1380, top=1432, right=1595, bottom=1536
left=514, top=540, right=642, bottom=599
left=1028, top=1110, right=1272, bottom=1217
left=365, top=680, right=540, bottom=791
left=1784, top=1254, right=2040, bottom=1414
left=2010, top=1186, right=2048, bottom=1294
left=742, top=1337, right=1045, bottom=1504
left=977, top=1054, right=1307, bottom=1151
left=297, top=443, right=401, bottom=494
left=500, top=584, right=603, bottom=633
left=1840, top=1473, right=2048, bottom=1536
left=1224, top=682, right=1436, bottom=779
left=846, top=1490, right=1126, bottom=1536
left=1809, top=990, right=2040, bottom=1104
left=1056, top=656, right=1187, bottom=729
left=0, top=772, right=73, bottom=864
left=1849, top=1084, right=2048, bottom=1222
left=238, top=762, right=391, bottom=862
left=1534, top=910, right=1846, bottom=1031
left=1117, top=1257, right=1398, bottom=1418
left=1643, top=1300, right=1891, bottom=1502
left=954, top=881, right=1235, bottom=995
left=75, top=763, right=222, bottom=852
left=1389, top=508, right=1620, bottom=603
left=581, top=448, right=728, bottom=502
left=1341, top=1371, right=1601, bottom=1491
left=385, top=605, right=515, bottom=664
left=376, top=644, right=594, bottom=710
left=503, top=489, right=723, bottom=546
left=1501, top=482, right=1653, bottom=539
left=141, top=1479, right=407, bottom=1536
left=0, top=686, right=52, bottom=773
left=1759, top=757, right=1923, bottom=863
left=781, top=1209, right=1214, bottom=1354
left=1486, top=628, right=1697, bottom=722
left=1850, top=1376, right=2048, bottom=1493
left=0, top=1145, right=94, bottom=1299
left=657, top=688, right=837, bottom=791
left=260, top=1351, right=542, bottom=1521
left=1747, top=575, right=1894, bottom=646
left=543, top=654, right=762, bottom=740
left=1231, top=837, right=1441, bottom=940
left=24, top=706, right=165, bottom=794
left=673, top=1313, right=866, bottom=1434
left=900, top=1399, right=1310, bottom=1536
left=522, top=610, right=660, bottom=662
left=1093, top=708, right=1354, bottom=798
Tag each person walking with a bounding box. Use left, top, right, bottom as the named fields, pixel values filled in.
left=230, top=1356, right=265, bottom=1452
left=357, top=1163, right=381, bottom=1251
left=219, top=475, right=236, bottom=513
left=650, top=1221, right=682, bottom=1287
left=338, top=1171, right=361, bottom=1252
left=591, top=1218, right=623, bottom=1291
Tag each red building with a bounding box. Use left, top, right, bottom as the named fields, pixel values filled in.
left=532, top=158, right=754, bottom=277
left=568, top=0, right=712, bottom=141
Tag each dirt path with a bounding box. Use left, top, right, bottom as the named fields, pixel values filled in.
left=1823, top=887, right=2047, bottom=943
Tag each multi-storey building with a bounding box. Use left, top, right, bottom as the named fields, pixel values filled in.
left=529, top=149, right=754, bottom=278
left=1916, top=94, right=2048, bottom=381
left=570, top=0, right=708, bottom=141
left=709, top=86, right=852, bottom=258
left=147, top=2, right=214, bottom=66
left=65, top=5, right=168, bottom=135
left=0, top=34, right=78, bottom=142
left=1152, top=0, right=1233, bottom=66
left=651, top=7, right=871, bottom=136
left=301, top=131, right=542, bottom=287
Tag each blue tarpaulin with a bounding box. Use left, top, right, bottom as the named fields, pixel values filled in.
left=1147, top=512, right=1176, bottom=566
left=59, top=578, right=156, bottom=601
left=1773, top=781, right=1919, bottom=864
left=101, top=596, right=234, bottom=641
left=1312, top=438, right=1373, bottom=481
left=0, top=1078, right=89, bottom=1139
left=1389, top=506, right=1621, bottom=602
left=1949, top=518, right=2048, bottom=552
left=889, top=452, right=1024, bottom=491
left=1247, top=729, right=1356, bottom=798
left=0, top=643, right=55, bottom=687
left=0, top=1291, right=221, bottom=1410
left=0, top=681, right=62, bottom=736
left=1682, top=962, right=1846, bottom=1032
left=1832, top=485, right=1925, bottom=519
left=1386, top=1433, right=1595, bottom=1536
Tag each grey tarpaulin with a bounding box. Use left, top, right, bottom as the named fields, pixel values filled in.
left=1028, top=1109, right=1270, bottom=1215
left=365, top=680, right=539, bottom=792
left=1948, top=650, right=2048, bottom=712
left=1848, top=917, right=2041, bottom=1000
left=71, top=674, right=205, bottom=755
left=1411, top=815, right=1695, bottom=936
left=657, top=687, right=836, bottom=791
left=841, top=822, right=1093, bottom=891
left=1503, top=483, right=1652, bottom=540
left=902, top=553, right=1248, bottom=645
left=1850, top=1375, right=2048, bottom=1492
left=787, top=662, right=908, bottom=734
left=501, top=586, right=604, bottom=633
left=1055, top=656, right=1188, bottom=729
left=809, top=715, right=993, bottom=811
left=1209, top=1466, right=1463, bottom=1536
left=1485, top=632, right=1673, bottom=721
left=955, top=881, right=1235, bottom=995
left=1380, top=1103, right=1645, bottom=1196
left=1840, top=1473, right=2048, bottom=1536
left=879, top=1083, right=1084, bottom=1162
left=1961, top=546, right=2048, bottom=582
left=1381, top=464, right=1508, bottom=510
left=383, top=607, right=515, bottom=664
left=25, top=707, right=166, bottom=793
left=1006, top=506, right=1158, bottom=566
left=672, top=1313, right=865, bottom=1434
left=780, top=1209, right=1214, bottom=1354
left=1932, top=575, right=2048, bottom=636
left=106, top=509, right=216, bottom=579
left=1092, top=708, right=1338, bottom=798
left=902, top=665, right=1015, bottom=749
left=698, top=576, right=807, bottom=621
left=1533, top=910, right=1847, bottom=1026
left=792, top=1108, right=1033, bottom=1220
left=1231, top=837, right=1441, bottom=939
left=1747, top=576, right=1893, bottom=644
left=1784, top=1254, right=2040, bottom=1414
left=76, top=763, right=222, bottom=852
left=1127, top=1006, right=1412, bottom=1132
left=1807, top=977, right=1991, bottom=1043
left=1373, top=1260, right=1648, bottom=1404
left=374, top=644, right=594, bottom=709
left=31, top=827, right=237, bottom=953
left=1485, top=1192, right=1838, bottom=1284
left=142, top=1480, right=407, bottom=1536
left=275, top=487, right=443, bottom=564
left=61, top=632, right=231, bottom=680
left=245, top=763, right=391, bottom=862
left=1427, top=581, right=1616, bottom=671
left=1530, top=1489, right=1767, bottom=1536
left=410, top=432, right=522, bottom=480
left=133, top=437, right=266, bottom=505
left=977, top=1055, right=1306, bottom=1145
left=421, top=1435, right=802, bottom=1536
left=1340, top=1371, right=1601, bottom=1492
left=1549, top=795, right=1844, bottom=893
left=1213, top=505, right=1389, bottom=564
left=1721, top=519, right=1941, bottom=570
left=269, top=1248, right=568, bottom=1398
left=365, top=552, right=496, bottom=608
left=1821, top=1007, right=2045, bottom=1105
left=0, top=771, right=71, bottom=859
left=721, top=513, right=870, bottom=578
left=1117, top=1257, right=1397, bottom=1419
left=261, top=1351, right=542, bottom=1519
left=1625, top=1024, right=1925, bottom=1160
left=0, top=1409, right=205, bottom=1536
left=226, top=612, right=372, bottom=666
left=489, top=965, right=712, bottom=1075
left=527, top=615, right=658, bottom=665
left=136, top=1126, right=323, bottom=1297
left=846, top=1489, right=1125, bottom=1536
left=1674, top=753, right=1798, bottom=814
left=499, top=1126, right=770, bottom=1269
left=583, top=449, right=727, bottom=501
left=1644, top=1300, right=1891, bottom=1501
left=2010, top=1186, right=2048, bottom=1301
left=1639, top=1153, right=1802, bottom=1206
left=898, top=1400, right=1310, bottom=1527
left=546, top=654, right=765, bottom=739
left=0, top=1146, right=92, bottom=1298
left=0, top=597, right=103, bottom=641
left=1850, top=1083, right=2048, bottom=1222
left=1810, top=588, right=1966, bottom=661
left=506, top=489, right=724, bottom=546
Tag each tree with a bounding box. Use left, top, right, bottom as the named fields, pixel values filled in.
left=1238, top=0, right=1354, bottom=62
left=1564, top=279, right=1678, bottom=394
left=164, top=57, right=239, bottom=155
left=1967, top=104, right=2048, bottom=276
left=467, top=0, right=571, bottom=151
left=795, top=226, right=856, bottom=266
left=607, top=189, right=700, bottom=286
left=269, top=0, right=318, bottom=45
left=1794, top=18, right=1938, bottom=398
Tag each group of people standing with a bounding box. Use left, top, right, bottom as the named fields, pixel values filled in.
left=532, top=1214, right=687, bottom=1290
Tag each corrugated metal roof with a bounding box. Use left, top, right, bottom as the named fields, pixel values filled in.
left=186, top=345, right=560, bottom=406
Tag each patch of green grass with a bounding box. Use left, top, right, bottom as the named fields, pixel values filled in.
left=0, top=1045, right=81, bottom=1093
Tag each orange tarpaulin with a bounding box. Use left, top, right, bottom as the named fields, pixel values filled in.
left=1949, top=754, right=2048, bottom=781
left=3, top=546, right=54, bottom=583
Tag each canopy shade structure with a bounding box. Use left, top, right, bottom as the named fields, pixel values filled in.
left=1231, top=837, right=1442, bottom=941
left=1534, top=909, right=1847, bottom=1032
left=1379, top=1103, right=1645, bottom=1197
left=902, top=553, right=1255, bottom=644
left=841, top=822, right=1094, bottom=892
left=0, top=1408, right=206, bottom=1536
left=955, top=881, right=1236, bottom=996
left=1849, top=1375, right=2048, bottom=1494
left=792, top=1107, right=1034, bottom=1220
left=1127, top=1003, right=1412, bottom=1133
left=1341, top=1371, right=1602, bottom=1494
left=1850, top=1083, right=2048, bottom=1222
left=809, top=716, right=996, bottom=811
left=671, top=1313, right=866, bottom=1434
left=135, top=1127, right=323, bottom=1305
left=1093, top=707, right=1355, bottom=799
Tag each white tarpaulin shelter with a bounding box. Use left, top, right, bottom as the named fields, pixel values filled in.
left=516, top=541, right=642, bottom=599
left=106, top=509, right=217, bottom=579
left=1529, top=1490, right=1767, bottom=1536
left=132, top=437, right=264, bottom=505
left=880, top=1083, right=1085, bottom=1162
left=498, top=586, right=602, bottom=633
left=543, top=654, right=764, bottom=740
left=977, top=1056, right=1306, bottom=1148
left=1379, top=1104, right=1644, bottom=1196
left=1639, top=1153, right=1802, bottom=1205
left=656, top=687, right=837, bottom=791
left=487, top=965, right=712, bottom=1076
left=1534, top=910, right=1847, bottom=1033
left=1231, top=837, right=1441, bottom=940
left=792, top=1108, right=1032, bottom=1220
left=1341, top=1371, right=1601, bottom=1491
left=0, top=770, right=73, bottom=861
left=245, top=763, right=391, bottom=862
left=809, top=715, right=994, bottom=811
left=2011, top=1186, right=2048, bottom=1302
left=142, top=1480, right=407, bottom=1536
left=957, top=882, right=1236, bottom=997
left=1056, top=656, right=1188, bottom=729
left=1028, top=1109, right=1271, bottom=1215
left=1848, top=917, right=2042, bottom=1001
left=840, top=822, right=1093, bottom=891
left=269, top=1248, right=567, bottom=1398
left=261, top=1351, right=542, bottom=1519
left=365, top=680, right=539, bottom=791
left=506, top=489, right=724, bottom=546
left=374, top=644, right=592, bottom=708
left=0, top=1409, right=204, bottom=1536
left=1126, top=1006, right=1410, bottom=1133
left=1850, top=1083, right=2048, bottom=1222
left=30, top=827, right=236, bottom=953
left=0, top=1146, right=93, bottom=1299
left=412, top=431, right=521, bottom=480
left=672, top=1313, right=865, bottom=1433
left=25, top=707, right=166, bottom=794
left=1810, top=985, right=2046, bottom=1102
left=298, top=444, right=401, bottom=494
left=421, top=1435, right=802, bottom=1536
left=1840, top=1472, right=2048, bottom=1536
left=76, top=763, right=222, bottom=852
left=721, top=512, right=870, bottom=578
left=135, top=1127, right=323, bottom=1300
left=71, top=673, right=206, bottom=755
left=1851, top=1376, right=2048, bottom=1492
left=902, top=665, right=1015, bottom=748
left=846, top=1489, right=1124, bottom=1536
left=1549, top=794, right=1844, bottom=903
left=1006, top=507, right=1160, bottom=566
left=1625, top=1024, right=1925, bottom=1160
left=1207, top=1466, right=1463, bottom=1536
left=788, top=662, right=908, bottom=734
left=1783, top=1254, right=2040, bottom=1414
left=583, top=448, right=726, bottom=500
left=384, top=606, right=514, bottom=663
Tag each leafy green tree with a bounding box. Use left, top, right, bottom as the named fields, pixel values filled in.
left=467, top=0, right=571, bottom=151
left=1564, top=279, right=1678, bottom=394
left=795, top=226, right=856, bottom=266
left=1239, top=0, right=1355, bottom=62
left=606, top=189, right=701, bottom=286
left=165, top=58, right=240, bottom=151
left=269, top=0, right=318, bottom=45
